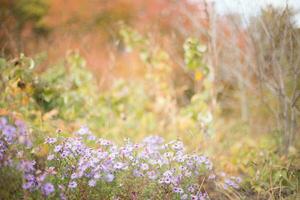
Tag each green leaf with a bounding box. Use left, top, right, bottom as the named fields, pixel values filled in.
left=183, top=37, right=207, bottom=72
left=0, top=58, right=6, bottom=70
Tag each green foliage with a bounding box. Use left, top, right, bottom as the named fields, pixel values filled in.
left=118, top=26, right=217, bottom=140
left=119, top=24, right=151, bottom=63
left=180, top=93, right=214, bottom=136
left=220, top=134, right=300, bottom=199
left=0, top=54, right=36, bottom=109
left=13, top=0, right=49, bottom=31
left=0, top=0, right=50, bottom=56
left=36, top=52, right=97, bottom=121
left=183, top=37, right=208, bottom=74
left=244, top=148, right=299, bottom=199
left=0, top=167, right=23, bottom=199
left=0, top=52, right=97, bottom=123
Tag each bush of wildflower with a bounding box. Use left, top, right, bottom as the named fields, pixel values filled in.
left=0, top=116, right=241, bottom=199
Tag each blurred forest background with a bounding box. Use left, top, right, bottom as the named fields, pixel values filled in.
left=0, top=0, right=299, bottom=199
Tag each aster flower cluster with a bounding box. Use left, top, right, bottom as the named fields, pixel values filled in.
left=43, top=128, right=241, bottom=199
left=0, top=117, right=56, bottom=197
left=19, top=160, right=55, bottom=197
left=0, top=117, right=32, bottom=166
left=1, top=119, right=242, bottom=199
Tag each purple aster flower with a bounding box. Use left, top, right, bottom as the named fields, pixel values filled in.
left=71, top=173, right=78, bottom=179
left=147, top=170, right=157, bottom=180
left=104, top=173, right=114, bottom=182
left=163, top=177, right=171, bottom=184
left=45, top=137, right=57, bottom=144
left=163, top=170, right=173, bottom=177
left=188, top=185, right=195, bottom=193
left=88, top=179, right=97, bottom=187
left=235, top=176, right=242, bottom=183
left=15, top=119, right=27, bottom=135
left=0, top=140, right=5, bottom=149
left=19, top=160, right=36, bottom=172
left=198, top=192, right=208, bottom=200
left=163, top=152, right=174, bottom=159
left=0, top=117, right=7, bottom=130
left=133, top=169, right=143, bottom=177
left=114, top=162, right=125, bottom=170
left=140, top=163, right=149, bottom=171
left=94, top=173, right=101, bottom=179
left=54, top=145, right=63, bottom=152
left=179, top=166, right=186, bottom=171
left=224, top=178, right=239, bottom=189
left=175, top=155, right=185, bottom=163
left=87, top=135, right=96, bottom=141
left=76, top=126, right=91, bottom=136
left=172, top=141, right=184, bottom=151
left=173, top=187, right=184, bottom=194
left=68, top=181, right=77, bottom=189
left=186, top=159, right=194, bottom=166
left=22, top=181, right=35, bottom=190
left=42, top=183, right=55, bottom=196
left=2, top=125, right=16, bottom=144
left=37, top=173, right=47, bottom=183
left=191, top=195, right=198, bottom=200
left=24, top=174, right=36, bottom=181
left=60, top=150, right=70, bottom=158
left=47, top=154, right=55, bottom=161
left=97, top=138, right=113, bottom=146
